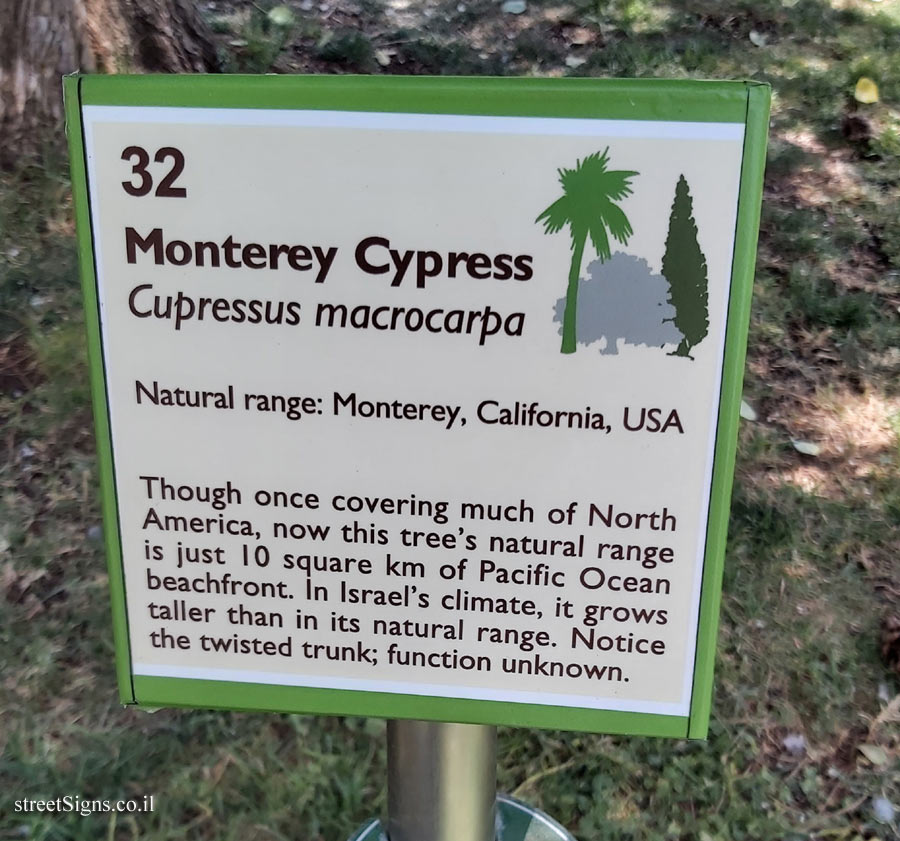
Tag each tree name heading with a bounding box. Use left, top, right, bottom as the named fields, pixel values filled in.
left=124, top=228, right=535, bottom=288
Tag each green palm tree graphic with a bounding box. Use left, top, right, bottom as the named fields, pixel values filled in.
left=536, top=149, right=638, bottom=354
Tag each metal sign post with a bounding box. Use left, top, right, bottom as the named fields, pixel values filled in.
left=387, top=721, right=497, bottom=841
left=349, top=719, right=578, bottom=841
left=349, top=719, right=577, bottom=841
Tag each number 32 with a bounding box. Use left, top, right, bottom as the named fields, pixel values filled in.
left=121, top=146, right=187, bottom=198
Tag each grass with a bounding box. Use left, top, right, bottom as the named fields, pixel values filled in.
left=2, top=0, right=900, bottom=839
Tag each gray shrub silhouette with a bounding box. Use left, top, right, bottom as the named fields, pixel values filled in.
left=553, top=252, right=683, bottom=355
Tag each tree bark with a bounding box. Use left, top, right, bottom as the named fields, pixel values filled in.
left=0, top=0, right=219, bottom=165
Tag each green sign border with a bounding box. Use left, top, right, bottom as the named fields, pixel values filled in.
left=64, top=74, right=769, bottom=739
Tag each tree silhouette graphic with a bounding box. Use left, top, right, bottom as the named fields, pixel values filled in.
left=662, top=175, right=709, bottom=359
left=536, top=149, right=638, bottom=354
left=552, top=254, right=683, bottom=355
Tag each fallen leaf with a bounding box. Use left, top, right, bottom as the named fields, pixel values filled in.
left=854, top=77, right=879, bottom=104
left=858, top=743, right=889, bottom=765
left=208, top=754, right=233, bottom=787
left=791, top=440, right=821, bottom=456
left=740, top=399, right=757, bottom=421
left=872, top=797, right=895, bottom=824
left=267, top=5, right=294, bottom=26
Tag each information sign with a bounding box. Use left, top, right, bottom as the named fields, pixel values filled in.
left=65, top=75, right=769, bottom=737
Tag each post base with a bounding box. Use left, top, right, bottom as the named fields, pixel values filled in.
left=348, top=795, right=577, bottom=841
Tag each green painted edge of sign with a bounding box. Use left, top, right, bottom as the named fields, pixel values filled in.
left=686, top=82, right=771, bottom=739
left=132, top=676, right=688, bottom=737
left=67, top=73, right=770, bottom=736
left=64, top=75, right=136, bottom=704
left=78, top=74, right=751, bottom=123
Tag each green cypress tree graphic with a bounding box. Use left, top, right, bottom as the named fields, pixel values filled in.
left=662, top=175, right=709, bottom=359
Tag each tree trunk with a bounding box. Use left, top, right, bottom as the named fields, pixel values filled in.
left=561, top=235, right=585, bottom=354
left=0, top=0, right=219, bottom=165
